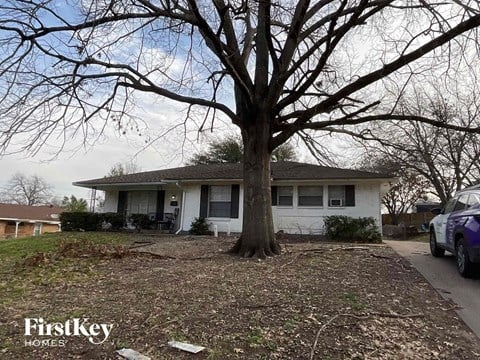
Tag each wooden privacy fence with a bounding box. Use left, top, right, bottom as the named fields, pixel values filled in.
left=382, top=212, right=435, bottom=227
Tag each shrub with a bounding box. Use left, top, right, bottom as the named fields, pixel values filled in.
left=324, top=215, right=381, bottom=243
left=60, top=212, right=100, bottom=231
left=61, top=212, right=125, bottom=231
left=189, top=217, right=212, bottom=235
left=129, top=213, right=154, bottom=230
left=101, top=212, right=124, bottom=230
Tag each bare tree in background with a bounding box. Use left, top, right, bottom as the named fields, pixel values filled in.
left=354, top=88, right=480, bottom=205
left=106, top=161, right=142, bottom=177
left=360, top=156, right=429, bottom=225
left=1, top=1, right=480, bottom=257
left=1, top=173, right=53, bottom=206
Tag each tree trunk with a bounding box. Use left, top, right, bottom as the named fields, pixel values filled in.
left=230, top=115, right=281, bottom=258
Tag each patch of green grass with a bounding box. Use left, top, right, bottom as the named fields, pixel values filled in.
left=206, top=348, right=225, bottom=360
left=114, top=341, right=131, bottom=350
left=340, top=293, right=365, bottom=311
left=246, top=327, right=265, bottom=348
left=408, top=233, right=429, bottom=242
left=0, top=232, right=130, bottom=306
left=167, top=329, right=188, bottom=342
left=0, top=338, right=14, bottom=350
left=0, top=232, right=129, bottom=259
left=245, top=327, right=277, bottom=352
left=283, top=314, right=302, bottom=331
left=46, top=307, right=88, bottom=323
left=247, top=327, right=264, bottom=347
left=382, top=233, right=430, bottom=242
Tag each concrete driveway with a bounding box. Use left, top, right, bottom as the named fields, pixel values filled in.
left=385, top=240, right=480, bottom=339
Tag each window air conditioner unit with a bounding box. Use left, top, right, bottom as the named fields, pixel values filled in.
left=329, top=199, right=343, bottom=207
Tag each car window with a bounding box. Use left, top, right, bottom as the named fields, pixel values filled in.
left=453, top=194, right=468, bottom=212
left=444, top=198, right=457, bottom=214
left=466, top=194, right=480, bottom=208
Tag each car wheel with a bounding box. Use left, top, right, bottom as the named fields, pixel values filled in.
left=430, top=230, right=445, bottom=257
left=456, top=238, right=473, bottom=278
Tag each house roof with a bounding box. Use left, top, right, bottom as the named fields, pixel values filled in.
left=74, top=161, right=393, bottom=188
left=0, top=203, right=63, bottom=223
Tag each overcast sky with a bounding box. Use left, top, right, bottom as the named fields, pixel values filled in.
left=0, top=134, right=178, bottom=201
left=0, top=94, right=233, bottom=202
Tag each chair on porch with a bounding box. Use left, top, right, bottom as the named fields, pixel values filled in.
left=156, top=212, right=173, bottom=232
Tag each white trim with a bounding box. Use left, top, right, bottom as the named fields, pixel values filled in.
left=0, top=217, right=60, bottom=225
left=76, top=177, right=394, bottom=189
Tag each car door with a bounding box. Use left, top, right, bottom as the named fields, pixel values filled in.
left=445, top=194, right=469, bottom=249
left=434, top=197, right=457, bottom=247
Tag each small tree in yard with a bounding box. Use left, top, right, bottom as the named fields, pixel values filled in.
left=1, top=2, right=480, bottom=257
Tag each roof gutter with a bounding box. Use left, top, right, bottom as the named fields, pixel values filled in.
left=0, top=217, right=61, bottom=224
left=73, top=181, right=168, bottom=188
left=74, top=177, right=397, bottom=188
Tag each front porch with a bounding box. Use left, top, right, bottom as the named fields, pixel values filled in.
left=102, top=185, right=184, bottom=233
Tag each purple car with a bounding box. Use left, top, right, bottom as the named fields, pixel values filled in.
left=429, top=186, right=480, bottom=278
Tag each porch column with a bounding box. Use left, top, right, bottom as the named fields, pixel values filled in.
left=15, top=221, right=20, bottom=238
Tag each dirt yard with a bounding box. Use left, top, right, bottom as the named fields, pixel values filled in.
left=1, top=234, right=479, bottom=359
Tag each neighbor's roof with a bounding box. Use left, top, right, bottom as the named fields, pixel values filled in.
left=0, top=203, right=63, bottom=222
left=74, top=161, right=393, bottom=188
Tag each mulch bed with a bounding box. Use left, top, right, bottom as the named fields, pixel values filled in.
left=1, top=235, right=479, bottom=359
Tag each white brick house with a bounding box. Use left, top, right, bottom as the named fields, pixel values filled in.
left=74, top=161, right=393, bottom=234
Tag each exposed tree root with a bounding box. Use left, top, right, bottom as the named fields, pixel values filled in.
left=134, top=252, right=220, bottom=261
left=229, top=236, right=282, bottom=259
left=309, top=311, right=424, bottom=359
left=310, top=314, right=340, bottom=360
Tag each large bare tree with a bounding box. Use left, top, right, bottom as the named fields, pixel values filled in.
left=1, top=1, right=480, bottom=257
left=1, top=173, right=53, bottom=206
left=353, top=86, right=480, bottom=205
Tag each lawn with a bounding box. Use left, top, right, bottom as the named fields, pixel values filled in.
left=0, top=233, right=479, bottom=359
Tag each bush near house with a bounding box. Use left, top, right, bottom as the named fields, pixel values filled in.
left=60, top=212, right=99, bottom=231
left=189, top=217, right=213, bottom=235
left=324, top=216, right=381, bottom=243
left=60, top=212, right=124, bottom=231
left=129, top=214, right=155, bottom=230
left=101, top=212, right=124, bottom=230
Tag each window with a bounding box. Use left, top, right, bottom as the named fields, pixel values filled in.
left=443, top=198, right=457, bottom=214
left=328, top=185, right=346, bottom=207
left=298, top=186, right=323, bottom=206
left=209, top=185, right=231, bottom=217
left=467, top=194, right=480, bottom=209
left=453, top=194, right=468, bottom=212
left=277, top=186, right=293, bottom=206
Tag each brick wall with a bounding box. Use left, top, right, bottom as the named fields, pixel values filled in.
left=0, top=222, right=60, bottom=238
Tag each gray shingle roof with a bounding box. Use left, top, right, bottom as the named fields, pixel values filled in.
left=74, top=162, right=392, bottom=188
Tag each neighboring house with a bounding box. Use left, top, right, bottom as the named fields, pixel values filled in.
left=415, top=200, right=441, bottom=213
left=0, top=204, right=62, bottom=238
left=74, top=161, right=393, bottom=235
